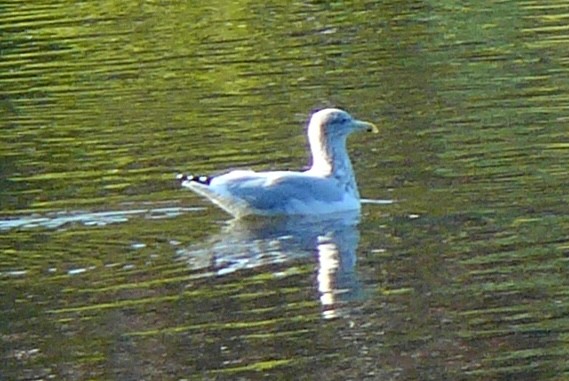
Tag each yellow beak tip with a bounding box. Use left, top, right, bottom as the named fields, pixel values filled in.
left=369, top=123, right=379, bottom=134
left=357, top=120, right=379, bottom=133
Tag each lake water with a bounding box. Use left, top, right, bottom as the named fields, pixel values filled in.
left=2, top=1, right=569, bottom=380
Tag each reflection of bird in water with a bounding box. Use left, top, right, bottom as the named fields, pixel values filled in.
left=177, top=108, right=378, bottom=217
left=176, top=212, right=364, bottom=318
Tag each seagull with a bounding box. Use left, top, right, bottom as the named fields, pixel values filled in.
left=177, top=108, right=378, bottom=218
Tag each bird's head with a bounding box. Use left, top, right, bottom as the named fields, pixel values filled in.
left=308, top=108, right=378, bottom=140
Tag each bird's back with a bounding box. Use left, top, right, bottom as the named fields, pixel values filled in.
left=183, top=170, right=360, bottom=217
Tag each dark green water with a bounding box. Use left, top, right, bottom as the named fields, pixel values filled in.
left=2, top=1, right=569, bottom=380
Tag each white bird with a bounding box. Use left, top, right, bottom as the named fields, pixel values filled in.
left=177, top=108, right=378, bottom=218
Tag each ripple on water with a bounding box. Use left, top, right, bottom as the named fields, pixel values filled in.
left=0, top=207, right=203, bottom=231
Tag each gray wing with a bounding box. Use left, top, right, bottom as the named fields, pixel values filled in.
left=219, top=172, right=344, bottom=213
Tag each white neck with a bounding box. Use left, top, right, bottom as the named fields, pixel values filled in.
left=307, top=130, right=360, bottom=198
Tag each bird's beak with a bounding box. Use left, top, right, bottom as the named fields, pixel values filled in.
left=353, top=119, right=379, bottom=133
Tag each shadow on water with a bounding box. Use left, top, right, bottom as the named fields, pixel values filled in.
left=177, top=211, right=366, bottom=319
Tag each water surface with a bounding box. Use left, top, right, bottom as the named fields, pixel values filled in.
left=2, top=1, right=569, bottom=380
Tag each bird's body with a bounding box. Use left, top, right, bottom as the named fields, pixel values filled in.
left=178, top=108, right=377, bottom=218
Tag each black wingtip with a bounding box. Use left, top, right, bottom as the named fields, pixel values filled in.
left=176, top=173, right=212, bottom=185
left=176, top=173, right=188, bottom=182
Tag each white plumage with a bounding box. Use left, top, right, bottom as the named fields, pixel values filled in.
left=177, top=108, right=377, bottom=218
